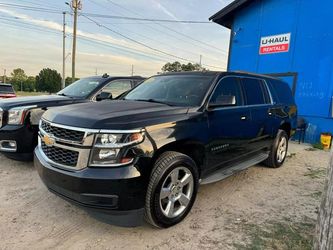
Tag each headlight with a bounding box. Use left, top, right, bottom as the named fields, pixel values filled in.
left=8, top=108, right=27, bottom=125
left=7, top=105, right=36, bottom=125
left=89, top=131, right=145, bottom=166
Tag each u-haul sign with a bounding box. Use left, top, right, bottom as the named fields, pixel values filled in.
left=260, top=33, right=291, bottom=55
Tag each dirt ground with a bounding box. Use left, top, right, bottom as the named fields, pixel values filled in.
left=0, top=142, right=330, bottom=250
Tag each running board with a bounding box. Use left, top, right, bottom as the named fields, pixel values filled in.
left=201, top=153, right=269, bottom=185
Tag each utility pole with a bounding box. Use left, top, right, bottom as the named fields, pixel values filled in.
left=3, top=69, right=6, bottom=83
left=72, top=0, right=81, bottom=83
left=199, top=55, right=202, bottom=68
left=95, top=68, right=97, bottom=75
left=62, top=12, right=66, bottom=89
left=131, top=65, right=134, bottom=76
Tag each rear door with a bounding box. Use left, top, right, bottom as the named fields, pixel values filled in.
left=240, top=77, right=275, bottom=152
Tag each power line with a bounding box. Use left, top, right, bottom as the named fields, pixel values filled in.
left=85, top=0, right=211, bottom=23
left=81, top=13, right=222, bottom=63
left=80, top=12, right=212, bottom=24
left=0, top=17, right=175, bottom=63
left=104, top=0, right=228, bottom=55
left=0, top=2, right=211, bottom=23
left=0, top=2, right=227, bottom=55
left=81, top=14, right=224, bottom=70
left=0, top=21, right=162, bottom=72
left=0, top=19, right=225, bottom=74
left=0, top=3, right=226, bottom=70
left=0, top=3, right=64, bottom=14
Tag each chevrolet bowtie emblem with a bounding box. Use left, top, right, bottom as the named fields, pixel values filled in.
left=43, top=134, right=55, bottom=147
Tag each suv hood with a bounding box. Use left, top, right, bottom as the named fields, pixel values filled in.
left=0, top=95, right=76, bottom=110
left=43, top=100, right=190, bottom=130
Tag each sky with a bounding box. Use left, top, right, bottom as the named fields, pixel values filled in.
left=0, top=0, right=233, bottom=78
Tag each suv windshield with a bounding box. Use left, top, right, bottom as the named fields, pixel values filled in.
left=57, top=77, right=104, bottom=98
left=124, top=74, right=215, bottom=106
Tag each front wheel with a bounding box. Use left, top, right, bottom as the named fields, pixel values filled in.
left=145, top=151, right=199, bottom=228
left=264, top=129, right=289, bottom=168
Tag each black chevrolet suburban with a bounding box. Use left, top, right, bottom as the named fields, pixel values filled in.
left=0, top=75, right=144, bottom=160
left=35, top=72, right=297, bottom=228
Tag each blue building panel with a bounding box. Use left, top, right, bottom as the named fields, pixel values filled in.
left=211, top=0, right=333, bottom=143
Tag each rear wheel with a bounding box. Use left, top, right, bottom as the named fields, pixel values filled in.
left=264, top=129, right=289, bottom=168
left=145, top=151, right=199, bottom=228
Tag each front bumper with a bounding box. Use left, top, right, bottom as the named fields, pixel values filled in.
left=34, top=147, right=148, bottom=226
left=0, top=124, right=37, bottom=159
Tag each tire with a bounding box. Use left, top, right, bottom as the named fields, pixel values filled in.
left=264, top=129, right=289, bottom=168
left=145, top=151, right=199, bottom=228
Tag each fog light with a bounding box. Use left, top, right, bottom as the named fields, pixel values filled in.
left=99, top=149, right=117, bottom=160
left=0, top=140, right=17, bottom=152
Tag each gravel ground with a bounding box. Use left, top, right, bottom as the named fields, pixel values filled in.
left=0, top=142, right=330, bottom=250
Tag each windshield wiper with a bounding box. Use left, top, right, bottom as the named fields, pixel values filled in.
left=134, top=99, right=173, bottom=106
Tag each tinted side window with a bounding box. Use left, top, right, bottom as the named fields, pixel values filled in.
left=210, top=77, right=243, bottom=106
left=269, top=79, right=294, bottom=104
left=102, top=80, right=132, bottom=97
left=242, top=78, right=269, bottom=105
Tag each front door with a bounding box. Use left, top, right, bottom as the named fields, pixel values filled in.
left=206, top=76, right=251, bottom=173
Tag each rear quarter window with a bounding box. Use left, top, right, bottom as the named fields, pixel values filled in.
left=268, top=79, right=294, bottom=104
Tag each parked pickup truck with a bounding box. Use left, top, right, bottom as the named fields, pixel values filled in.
left=0, top=75, right=144, bottom=161
left=35, top=71, right=297, bottom=228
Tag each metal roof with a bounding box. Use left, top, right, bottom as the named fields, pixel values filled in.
left=209, top=0, right=253, bottom=29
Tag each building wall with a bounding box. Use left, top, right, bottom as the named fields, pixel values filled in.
left=228, top=0, right=333, bottom=142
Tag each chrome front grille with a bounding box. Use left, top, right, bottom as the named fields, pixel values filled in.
left=41, top=120, right=85, bottom=143
left=39, top=119, right=96, bottom=171
left=41, top=141, right=79, bottom=167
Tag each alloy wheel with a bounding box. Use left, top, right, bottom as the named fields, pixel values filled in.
left=276, top=136, right=287, bottom=163
left=159, top=166, right=194, bottom=218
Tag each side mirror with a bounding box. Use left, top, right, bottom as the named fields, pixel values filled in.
left=208, top=95, right=236, bottom=109
left=96, top=91, right=112, bottom=101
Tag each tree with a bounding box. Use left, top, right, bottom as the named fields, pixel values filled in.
left=161, top=61, right=206, bottom=72
left=314, top=154, right=333, bottom=249
left=10, top=68, right=27, bottom=91
left=65, top=76, right=79, bottom=87
left=36, top=68, right=62, bottom=93
left=181, top=62, right=204, bottom=71
left=161, top=61, right=182, bottom=72
left=24, top=76, right=36, bottom=92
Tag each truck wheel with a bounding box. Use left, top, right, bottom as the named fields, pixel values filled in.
left=264, top=129, right=289, bottom=168
left=145, top=151, right=199, bottom=228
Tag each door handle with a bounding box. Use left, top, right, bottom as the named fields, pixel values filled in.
left=241, top=116, right=247, bottom=120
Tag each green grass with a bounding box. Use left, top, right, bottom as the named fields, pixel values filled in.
left=304, top=168, right=326, bottom=179
left=16, top=91, right=48, bottom=97
left=235, top=219, right=315, bottom=250
left=311, top=143, right=324, bottom=150
left=306, top=191, right=323, bottom=199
